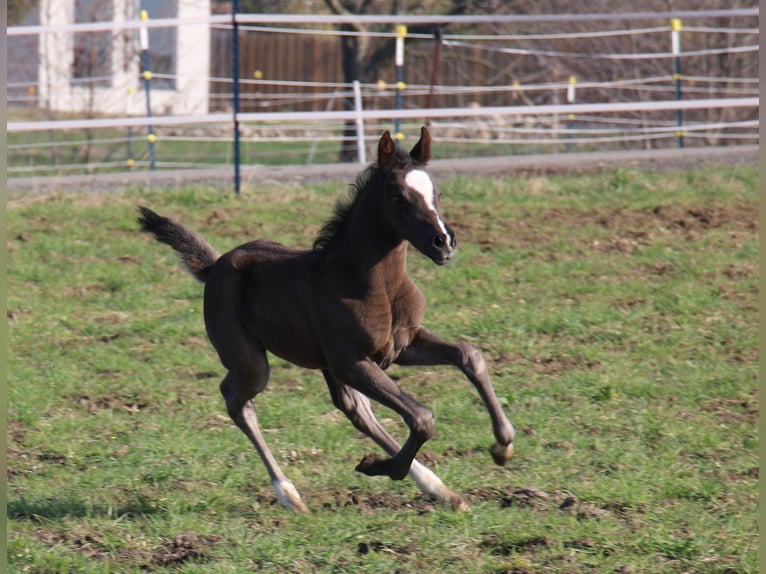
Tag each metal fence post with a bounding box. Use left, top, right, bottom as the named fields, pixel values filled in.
left=139, top=10, right=156, bottom=170
left=670, top=18, right=684, bottom=148
left=394, top=24, right=406, bottom=140
left=566, top=75, right=576, bottom=153
left=232, top=0, right=242, bottom=194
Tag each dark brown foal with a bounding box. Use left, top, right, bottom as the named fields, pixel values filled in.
left=138, top=127, right=515, bottom=512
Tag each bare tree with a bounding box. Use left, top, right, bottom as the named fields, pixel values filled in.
left=322, top=0, right=503, bottom=160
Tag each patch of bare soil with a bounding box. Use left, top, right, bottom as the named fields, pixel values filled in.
left=701, top=397, right=758, bottom=425
left=314, top=487, right=439, bottom=515
left=7, top=421, right=40, bottom=480
left=150, top=534, right=222, bottom=568
left=251, top=478, right=525, bottom=516
left=479, top=497, right=619, bottom=569
left=273, top=481, right=642, bottom=525
left=70, top=393, right=149, bottom=415
left=467, top=485, right=640, bottom=524
left=34, top=527, right=113, bottom=561
left=624, top=204, right=754, bottom=250
left=461, top=201, right=757, bottom=256
left=8, top=420, right=27, bottom=444
left=565, top=203, right=757, bottom=240
left=31, top=528, right=221, bottom=569
left=481, top=533, right=550, bottom=556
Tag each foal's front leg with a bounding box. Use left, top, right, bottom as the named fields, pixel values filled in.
left=323, top=371, right=470, bottom=510
left=329, top=358, right=434, bottom=481
left=396, top=327, right=516, bottom=465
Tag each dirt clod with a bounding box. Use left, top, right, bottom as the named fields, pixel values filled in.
left=151, top=534, right=220, bottom=567
left=481, top=534, right=550, bottom=556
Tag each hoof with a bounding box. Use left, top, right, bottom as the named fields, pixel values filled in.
left=491, top=442, right=514, bottom=466
left=447, top=492, right=472, bottom=512
left=290, top=499, right=310, bottom=513
left=273, top=480, right=309, bottom=513
left=355, top=454, right=389, bottom=476
left=356, top=454, right=408, bottom=480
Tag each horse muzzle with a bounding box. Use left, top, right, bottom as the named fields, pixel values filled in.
left=430, top=231, right=457, bottom=265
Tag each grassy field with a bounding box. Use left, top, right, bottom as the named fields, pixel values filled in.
left=7, top=166, right=758, bottom=573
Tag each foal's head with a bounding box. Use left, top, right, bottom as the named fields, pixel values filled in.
left=377, top=127, right=457, bottom=265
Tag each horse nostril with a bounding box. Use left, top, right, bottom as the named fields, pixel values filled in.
left=433, top=234, right=447, bottom=248
left=449, top=234, right=457, bottom=249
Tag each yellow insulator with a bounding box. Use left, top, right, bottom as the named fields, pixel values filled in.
left=395, top=81, right=406, bottom=91
left=394, top=132, right=405, bottom=141
left=253, top=70, right=263, bottom=79
left=143, top=70, right=152, bottom=81
left=147, top=133, right=157, bottom=144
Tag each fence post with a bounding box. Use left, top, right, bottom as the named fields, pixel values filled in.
left=394, top=24, right=407, bottom=140
left=139, top=10, right=156, bottom=170
left=352, top=80, right=366, bottom=164
left=126, top=87, right=134, bottom=170
left=566, top=75, right=576, bottom=153
left=232, top=0, right=242, bottom=195
left=670, top=17, right=684, bottom=148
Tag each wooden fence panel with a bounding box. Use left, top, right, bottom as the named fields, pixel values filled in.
left=211, top=31, right=344, bottom=112
left=209, top=30, right=518, bottom=114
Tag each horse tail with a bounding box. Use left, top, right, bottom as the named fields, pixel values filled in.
left=137, top=206, right=219, bottom=283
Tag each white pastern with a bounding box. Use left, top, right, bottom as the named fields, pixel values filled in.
left=409, top=460, right=470, bottom=510
left=272, top=479, right=307, bottom=512
left=405, top=169, right=449, bottom=236
left=408, top=460, right=448, bottom=502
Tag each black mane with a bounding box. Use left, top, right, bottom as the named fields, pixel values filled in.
left=313, top=148, right=413, bottom=251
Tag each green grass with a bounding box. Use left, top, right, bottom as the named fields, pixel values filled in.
left=7, top=166, right=758, bottom=573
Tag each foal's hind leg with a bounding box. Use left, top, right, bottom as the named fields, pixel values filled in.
left=323, top=371, right=470, bottom=511
left=220, top=367, right=308, bottom=513
left=396, top=327, right=516, bottom=465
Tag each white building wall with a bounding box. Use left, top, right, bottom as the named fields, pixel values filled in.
left=37, top=0, right=75, bottom=112
left=37, top=0, right=210, bottom=116
left=154, top=0, right=210, bottom=115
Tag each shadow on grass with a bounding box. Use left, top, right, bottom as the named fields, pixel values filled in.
left=8, top=494, right=161, bottom=522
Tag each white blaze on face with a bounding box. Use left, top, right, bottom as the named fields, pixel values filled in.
left=404, top=169, right=449, bottom=237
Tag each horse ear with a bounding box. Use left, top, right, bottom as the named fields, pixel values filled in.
left=409, top=126, right=432, bottom=164
left=378, top=131, right=397, bottom=171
